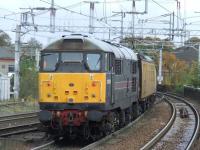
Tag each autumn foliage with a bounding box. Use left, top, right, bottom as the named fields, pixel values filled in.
left=161, top=51, right=199, bottom=90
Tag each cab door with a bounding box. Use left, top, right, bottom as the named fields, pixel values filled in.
left=110, top=54, right=115, bottom=104
left=105, top=53, right=115, bottom=104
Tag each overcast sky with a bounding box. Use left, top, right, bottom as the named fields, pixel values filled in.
left=1, top=0, right=200, bottom=47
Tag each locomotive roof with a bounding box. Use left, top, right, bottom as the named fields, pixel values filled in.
left=43, top=35, right=137, bottom=60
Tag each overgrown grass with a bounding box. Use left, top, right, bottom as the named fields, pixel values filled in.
left=0, top=99, right=39, bottom=116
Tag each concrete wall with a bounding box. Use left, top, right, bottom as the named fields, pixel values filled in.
left=184, top=86, right=200, bottom=100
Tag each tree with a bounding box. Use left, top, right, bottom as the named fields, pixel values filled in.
left=162, top=51, right=189, bottom=89
left=19, top=56, right=38, bottom=99
left=184, top=37, right=200, bottom=46
left=161, top=51, right=200, bottom=91
left=0, top=30, right=11, bottom=46
left=19, top=38, right=42, bottom=99
left=21, top=38, right=42, bottom=57
left=188, top=62, right=200, bottom=88
left=27, top=38, right=42, bottom=49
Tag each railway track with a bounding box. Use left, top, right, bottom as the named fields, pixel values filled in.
left=29, top=95, right=166, bottom=150
left=0, top=101, right=25, bottom=107
left=0, top=112, right=40, bottom=137
left=30, top=111, right=145, bottom=150
left=29, top=93, right=199, bottom=150
left=141, top=93, right=199, bottom=150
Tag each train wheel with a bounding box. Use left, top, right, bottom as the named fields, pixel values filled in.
left=125, top=107, right=132, bottom=124
left=82, top=124, right=90, bottom=140
left=102, top=120, right=111, bottom=136
left=90, top=126, right=102, bottom=141
left=146, top=100, right=150, bottom=109
left=119, top=110, right=125, bottom=127
left=115, top=112, right=121, bottom=130
left=107, top=112, right=120, bottom=133
left=140, top=101, right=147, bottom=113
left=150, top=95, right=156, bottom=107
left=132, top=102, right=139, bottom=119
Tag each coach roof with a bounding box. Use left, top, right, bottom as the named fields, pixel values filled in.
left=43, top=35, right=137, bottom=60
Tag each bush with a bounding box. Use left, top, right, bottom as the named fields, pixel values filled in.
left=19, top=56, right=38, bottom=99
left=188, top=62, right=200, bottom=88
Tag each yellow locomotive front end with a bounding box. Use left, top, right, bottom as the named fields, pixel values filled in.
left=39, top=73, right=106, bottom=104
left=38, top=49, right=108, bottom=135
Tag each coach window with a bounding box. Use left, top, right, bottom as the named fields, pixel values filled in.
left=86, top=54, right=101, bottom=71
left=115, top=59, right=122, bottom=75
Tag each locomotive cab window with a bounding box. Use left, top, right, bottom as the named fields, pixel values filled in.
left=41, top=53, right=59, bottom=71
left=86, top=53, right=101, bottom=71
left=61, top=52, right=83, bottom=62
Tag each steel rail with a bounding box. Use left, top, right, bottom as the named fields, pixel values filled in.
left=141, top=96, right=176, bottom=150
left=0, top=112, right=38, bottom=121
left=0, top=122, right=40, bottom=137
left=81, top=111, right=146, bottom=150
left=0, top=115, right=37, bottom=123
left=164, top=93, right=200, bottom=150
left=0, top=112, right=39, bottom=137
left=141, top=92, right=199, bottom=150
left=30, top=140, right=55, bottom=150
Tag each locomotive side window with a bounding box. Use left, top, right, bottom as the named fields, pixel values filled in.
left=115, top=60, right=122, bottom=75
left=132, top=77, right=136, bottom=91
left=86, top=54, right=101, bottom=71
left=42, top=53, right=59, bottom=71
left=132, top=62, right=136, bottom=74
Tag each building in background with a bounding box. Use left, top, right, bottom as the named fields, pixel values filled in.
left=173, top=46, right=199, bottom=64
left=0, top=74, right=10, bottom=100
left=0, top=47, right=14, bottom=75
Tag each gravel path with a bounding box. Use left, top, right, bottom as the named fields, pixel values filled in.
left=94, top=100, right=172, bottom=150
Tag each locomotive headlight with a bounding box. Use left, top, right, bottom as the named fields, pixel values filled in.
left=47, top=93, right=51, bottom=97
left=68, top=98, right=74, bottom=103
left=56, top=111, right=61, bottom=117
left=92, top=94, right=96, bottom=98
left=84, top=111, right=88, bottom=117
left=92, top=82, right=96, bottom=87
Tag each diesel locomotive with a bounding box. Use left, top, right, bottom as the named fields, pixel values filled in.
left=38, top=34, right=157, bottom=139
